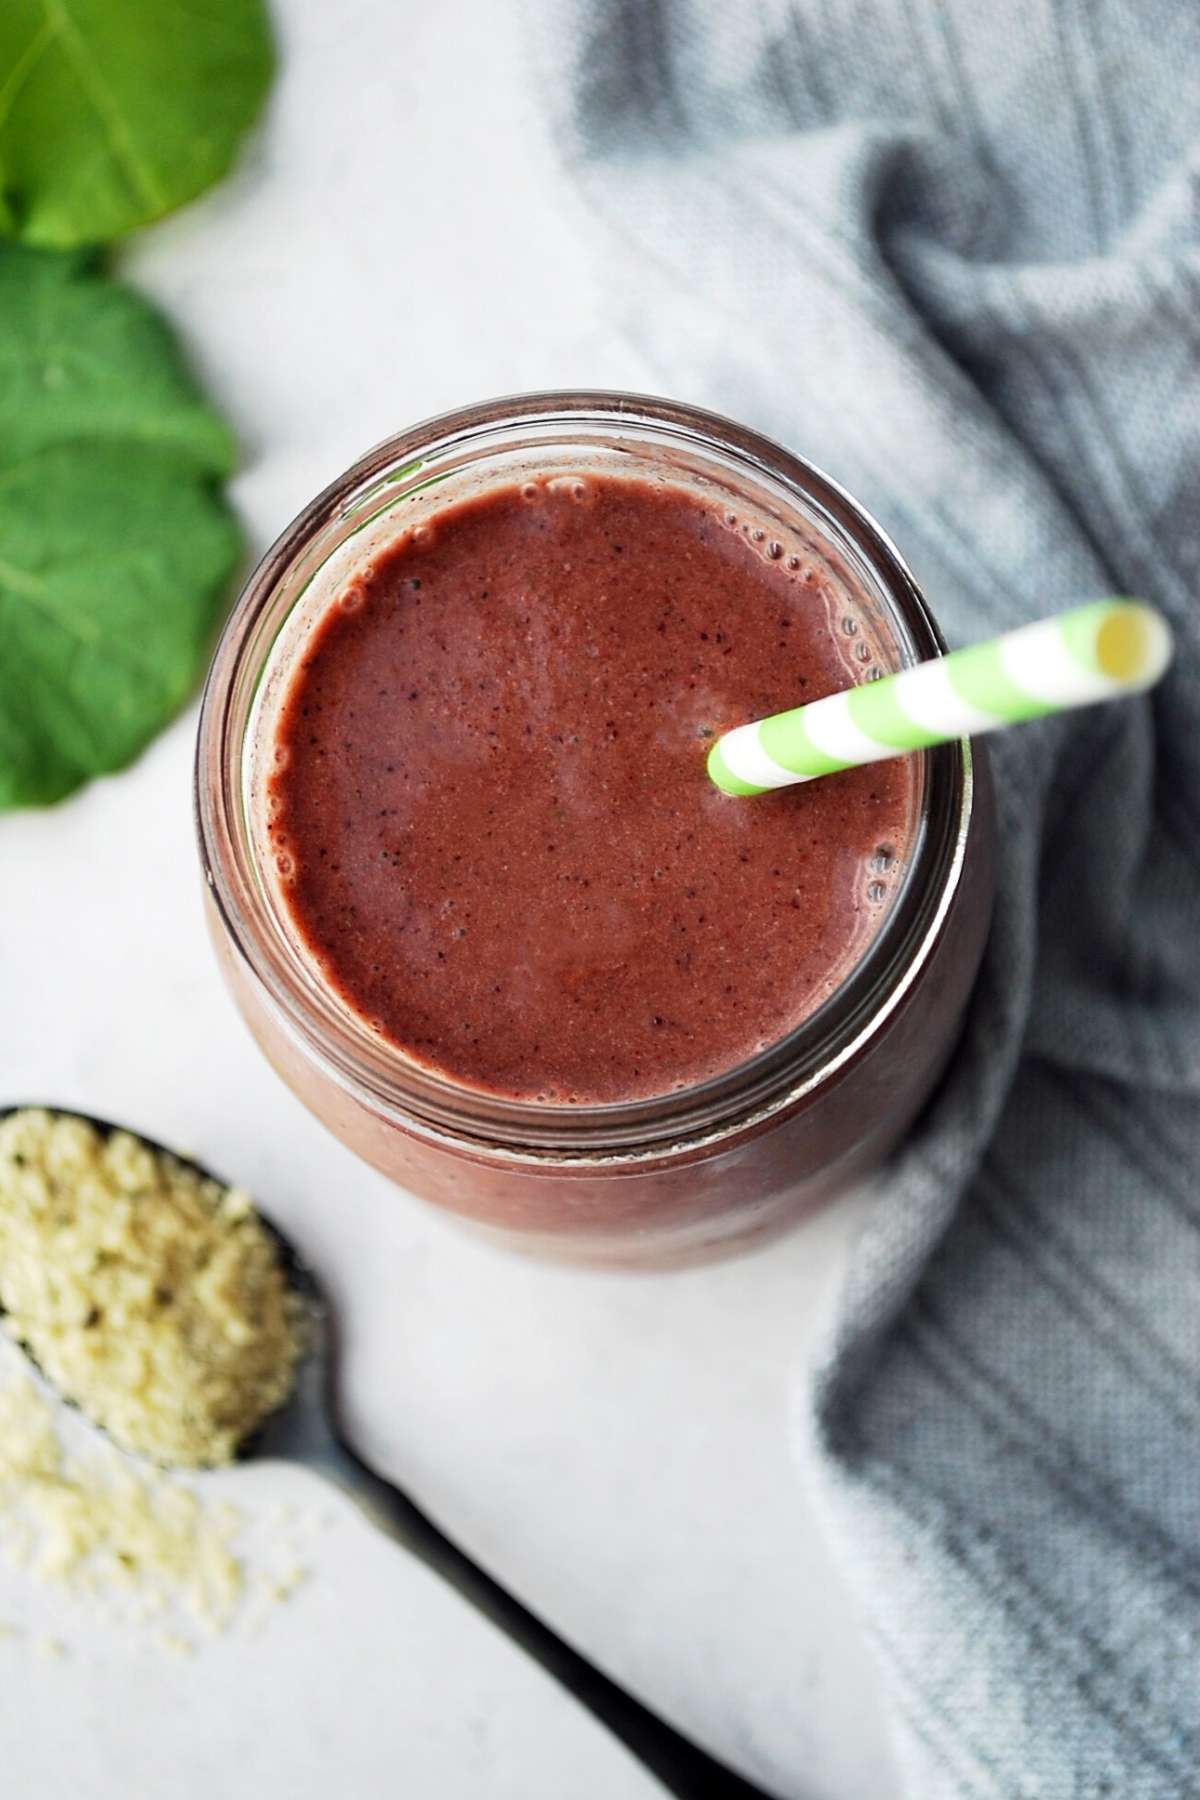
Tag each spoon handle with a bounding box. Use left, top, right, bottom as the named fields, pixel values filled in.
left=324, top=1435, right=782, bottom=1800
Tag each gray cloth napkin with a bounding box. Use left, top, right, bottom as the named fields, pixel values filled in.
left=530, top=3, right=1200, bottom=1794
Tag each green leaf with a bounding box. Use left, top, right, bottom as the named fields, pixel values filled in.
left=0, top=245, right=241, bottom=808
left=0, top=245, right=235, bottom=471
left=0, top=0, right=273, bottom=248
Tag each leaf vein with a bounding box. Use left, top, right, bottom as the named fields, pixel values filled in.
left=0, top=17, right=56, bottom=132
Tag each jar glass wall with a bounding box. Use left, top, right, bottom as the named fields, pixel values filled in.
left=195, top=393, right=995, bottom=1266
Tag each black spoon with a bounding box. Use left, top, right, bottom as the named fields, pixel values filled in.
left=0, top=1109, right=784, bottom=1800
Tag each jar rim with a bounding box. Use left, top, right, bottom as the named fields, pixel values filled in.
left=195, top=390, right=974, bottom=1165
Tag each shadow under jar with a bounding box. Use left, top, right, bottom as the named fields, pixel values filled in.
left=195, top=393, right=995, bottom=1268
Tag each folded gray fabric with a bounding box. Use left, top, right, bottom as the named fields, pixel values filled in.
left=530, top=3, right=1200, bottom=1793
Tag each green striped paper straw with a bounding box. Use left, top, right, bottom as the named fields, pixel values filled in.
left=708, top=600, right=1173, bottom=796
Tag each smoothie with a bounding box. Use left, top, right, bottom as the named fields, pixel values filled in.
left=264, top=473, right=916, bottom=1105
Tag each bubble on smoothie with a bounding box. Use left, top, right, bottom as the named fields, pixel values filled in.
left=271, top=744, right=291, bottom=771
left=841, top=615, right=859, bottom=636
left=520, top=482, right=540, bottom=502
left=412, top=523, right=437, bottom=548
left=766, top=540, right=783, bottom=560
left=337, top=581, right=367, bottom=614
left=547, top=476, right=591, bottom=503
left=786, top=554, right=803, bottom=572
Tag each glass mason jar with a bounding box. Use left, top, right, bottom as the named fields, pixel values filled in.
left=195, top=393, right=994, bottom=1268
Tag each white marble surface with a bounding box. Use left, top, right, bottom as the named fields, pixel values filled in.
left=0, top=2, right=898, bottom=1794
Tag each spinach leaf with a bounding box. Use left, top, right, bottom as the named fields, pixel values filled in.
left=0, top=245, right=241, bottom=808
left=0, top=0, right=273, bottom=248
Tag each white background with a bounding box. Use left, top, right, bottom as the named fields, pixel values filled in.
left=0, top=3, right=898, bottom=1795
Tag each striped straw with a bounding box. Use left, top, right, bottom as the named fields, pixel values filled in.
left=708, top=599, right=1173, bottom=796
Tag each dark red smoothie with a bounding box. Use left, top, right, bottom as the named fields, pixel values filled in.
left=265, top=474, right=915, bottom=1105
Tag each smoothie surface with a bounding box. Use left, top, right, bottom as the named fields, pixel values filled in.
left=266, top=473, right=915, bottom=1102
